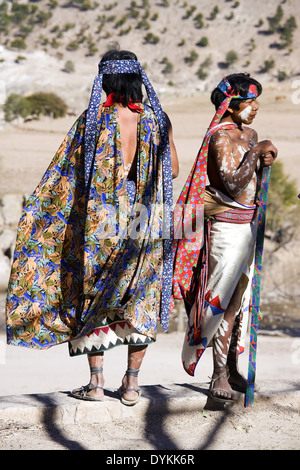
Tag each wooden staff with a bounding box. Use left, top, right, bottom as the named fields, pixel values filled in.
left=245, top=165, right=271, bottom=407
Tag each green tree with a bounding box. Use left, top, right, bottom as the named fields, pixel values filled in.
left=11, top=3, right=38, bottom=25
left=136, top=19, right=150, bottom=30
left=194, top=13, right=204, bottom=29
left=35, top=10, right=52, bottom=24
left=10, top=38, right=27, bottom=50
left=267, top=5, right=284, bottom=33
left=4, top=93, right=31, bottom=122
left=0, top=2, right=11, bottom=33
left=196, top=67, right=208, bottom=80
left=67, top=40, right=79, bottom=51
left=4, top=92, right=67, bottom=121
left=161, top=57, right=173, bottom=74
left=277, top=70, right=288, bottom=81
left=144, top=32, right=159, bottom=44
left=184, top=50, right=199, bottom=66
left=63, top=60, right=75, bottom=73
left=280, top=16, right=297, bottom=48
left=196, top=36, right=208, bottom=47
left=71, top=0, right=96, bottom=10
left=267, top=160, right=300, bottom=240
left=226, top=50, right=238, bottom=65
left=260, top=59, right=275, bottom=73
left=196, top=56, right=212, bottom=80
left=26, top=92, right=67, bottom=119
left=209, top=6, right=219, bottom=20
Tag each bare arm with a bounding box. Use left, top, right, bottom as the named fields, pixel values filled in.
left=209, top=131, right=259, bottom=199
left=165, top=113, right=179, bottom=179
left=209, top=131, right=277, bottom=199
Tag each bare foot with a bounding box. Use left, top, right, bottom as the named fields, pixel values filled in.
left=209, top=369, right=240, bottom=402
left=71, top=383, right=104, bottom=400
left=71, top=370, right=105, bottom=400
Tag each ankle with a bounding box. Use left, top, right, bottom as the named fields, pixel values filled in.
left=122, top=367, right=140, bottom=388
left=212, top=365, right=228, bottom=379
left=213, top=364, right=228, bottom=373
left=90, top=366, right=104, bottom=386
left=126, top=367, right=140, bottom=376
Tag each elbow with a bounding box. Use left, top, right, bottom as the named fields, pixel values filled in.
left=172, top=167, right=179, bottom=179
left=171, top=158, right=179, bottom=179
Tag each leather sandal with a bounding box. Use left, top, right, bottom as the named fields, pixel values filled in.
left=70, top=366, right=104, bottom=401
left=118, top=368, right=141, bottom=406
left=209, top=370, right=240, bottom=403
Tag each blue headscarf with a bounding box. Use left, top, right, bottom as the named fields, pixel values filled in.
left=84, top=59, right=173, bottom=331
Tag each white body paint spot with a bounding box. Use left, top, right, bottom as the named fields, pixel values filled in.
left=239, top=105, right=252, bottom=122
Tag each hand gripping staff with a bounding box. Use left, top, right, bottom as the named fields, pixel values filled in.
left=245, top=166, right=271, bottom=408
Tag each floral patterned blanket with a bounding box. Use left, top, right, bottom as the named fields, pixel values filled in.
left=6, top=103, right=166, bottom=349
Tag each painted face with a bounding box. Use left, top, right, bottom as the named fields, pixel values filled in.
left=237, top=98, right=259, bottom=124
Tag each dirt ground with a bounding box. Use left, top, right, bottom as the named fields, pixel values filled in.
left=0, top=330, right=299, bottom=451
left=0, top=93, right=300, bottom=450
left=1, top=285, right=300, bottom=451
left=0, top=392, right=299, bottom=451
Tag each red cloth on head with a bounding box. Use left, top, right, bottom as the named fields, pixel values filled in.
left=104, top=93, right=143, bottom=112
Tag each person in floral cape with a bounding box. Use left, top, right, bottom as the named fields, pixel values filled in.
left=6, top=48, right=179, bottom=405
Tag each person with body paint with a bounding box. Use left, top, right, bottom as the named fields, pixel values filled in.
left=173, top=73, right=277, bottom=403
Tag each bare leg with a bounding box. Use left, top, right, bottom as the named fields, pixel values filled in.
left=87, top=353, right=105, bottom=398
left=71, top=352, right=104, bottom=400
left=210, top=286, right=242, bottom=401
left=120, top=345, right=148, bottom=404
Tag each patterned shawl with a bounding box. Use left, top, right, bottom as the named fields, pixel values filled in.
left=172, top=77, right=259, bottom=303
left=6, top=60, right=173, bottom=349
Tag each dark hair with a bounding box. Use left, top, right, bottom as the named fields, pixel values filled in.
left=101, top=49, right=143, bottom=106
left=211, top=73, right=262, bottom=112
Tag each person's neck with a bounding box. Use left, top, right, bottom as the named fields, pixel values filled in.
left=220, top=116, right=243, bottom=131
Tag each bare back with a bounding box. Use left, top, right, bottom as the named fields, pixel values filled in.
left=115, top=104, right=139, bottom=167
left=115, top=103, right=179, bottom=180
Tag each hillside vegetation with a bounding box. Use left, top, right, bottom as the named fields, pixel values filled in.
left=0, top=0, right=299, bottom=107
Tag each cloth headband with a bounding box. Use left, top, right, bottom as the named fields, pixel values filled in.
left=84, top=58, right=173, bottom=331
left=217, top=77, right=259, bottom=100
left=208, top=77, right=259, bottom=130
left=84, top=59, right=169, bottom=186
left=98, top=59, right=140, bottom=75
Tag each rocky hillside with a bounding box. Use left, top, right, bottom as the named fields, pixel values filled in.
left=0, top=0, right=299, bottom=113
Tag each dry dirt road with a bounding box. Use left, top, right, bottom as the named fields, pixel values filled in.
left=0, top=319, right=299, bottom=450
